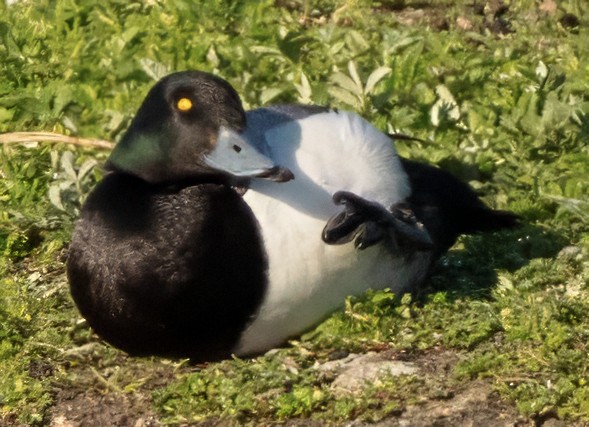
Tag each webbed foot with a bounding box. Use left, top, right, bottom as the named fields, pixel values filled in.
left=322, top=191, right=433, bottom=251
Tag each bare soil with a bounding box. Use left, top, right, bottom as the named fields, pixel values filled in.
left=43, top=348, right=539, bottom=427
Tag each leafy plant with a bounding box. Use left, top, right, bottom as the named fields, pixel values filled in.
left=0, top=0, right=588, bottom=425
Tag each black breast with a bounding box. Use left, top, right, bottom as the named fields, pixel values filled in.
left=67, top=173, right=267, bottom=361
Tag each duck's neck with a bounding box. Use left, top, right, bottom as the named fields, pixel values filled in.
left=106, top=168, right=249, bottom=194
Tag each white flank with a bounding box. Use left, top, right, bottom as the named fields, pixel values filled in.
left=235, top=111, right=428, bottom=355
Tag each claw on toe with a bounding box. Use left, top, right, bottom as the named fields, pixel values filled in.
left=354, top=222, right=384, bottom=250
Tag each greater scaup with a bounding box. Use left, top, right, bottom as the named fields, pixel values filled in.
left=67, top=71, right=518, bottom=361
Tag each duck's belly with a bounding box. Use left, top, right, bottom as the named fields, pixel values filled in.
left=234, top=111, right=428, bottom=355
left=236, top=191, right=431, bottom=355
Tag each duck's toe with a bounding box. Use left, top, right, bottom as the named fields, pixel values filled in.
left=322, top=191, right=434, bottom=252
left=389, top=202, right=433, bottom=251
left=322, top=208, right=365, bottom=244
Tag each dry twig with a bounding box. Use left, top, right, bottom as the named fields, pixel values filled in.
left=0, top=131, right=114, bottom=150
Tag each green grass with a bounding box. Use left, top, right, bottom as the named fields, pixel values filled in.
left=1, top=0, right=588, bottom=425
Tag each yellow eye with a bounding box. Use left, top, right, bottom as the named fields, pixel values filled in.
left=177, top=97, right=193, bottom=112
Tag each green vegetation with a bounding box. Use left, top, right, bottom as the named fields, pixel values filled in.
left=1, top=0, right=588, bottom=425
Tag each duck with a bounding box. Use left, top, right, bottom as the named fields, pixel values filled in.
left=67, top=70, right=519, bottom=361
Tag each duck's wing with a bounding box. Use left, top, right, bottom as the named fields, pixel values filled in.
left=247, top=104, right=329, bottom=129
left=244, top=104, right=330, bottom=155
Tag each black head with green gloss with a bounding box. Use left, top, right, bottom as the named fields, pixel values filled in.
left=106, top=71, right=292, bottom=184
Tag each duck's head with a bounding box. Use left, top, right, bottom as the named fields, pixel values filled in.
left=106, top=71, right=293, bottom=184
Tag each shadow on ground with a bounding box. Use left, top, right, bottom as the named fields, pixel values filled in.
left=418, top=223, right=569, bottom=303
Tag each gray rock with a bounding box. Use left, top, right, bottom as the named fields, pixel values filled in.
left=558, top=245, right=582, bottom=259
left=316, top=352, right=419, bottom=393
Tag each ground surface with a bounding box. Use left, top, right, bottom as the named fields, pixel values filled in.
left=1, top=0, right=588, bottom=426
left=45, top=349, right=528, bottom=427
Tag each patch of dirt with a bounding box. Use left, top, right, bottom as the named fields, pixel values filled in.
left=43, top=346, right=534, bottom=427
left=0, top=414, right=25, bottom=427
left=376, top=380, right=527, bottom=427
left=47, top=353, right=175, bottom=427
left=44, top=345, right=575, bottom=426
left=330, top=348, right=533, bottom=427
left=383, top=5, right=451, bottom=31
left=49, top=391, right=161, bottom=427
left=373, top=0, right=578, bottom=36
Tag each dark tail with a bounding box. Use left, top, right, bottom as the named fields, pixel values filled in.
left=400, top=158, right=520, bottom=256
left=462, top=206, right=520, bottom=234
